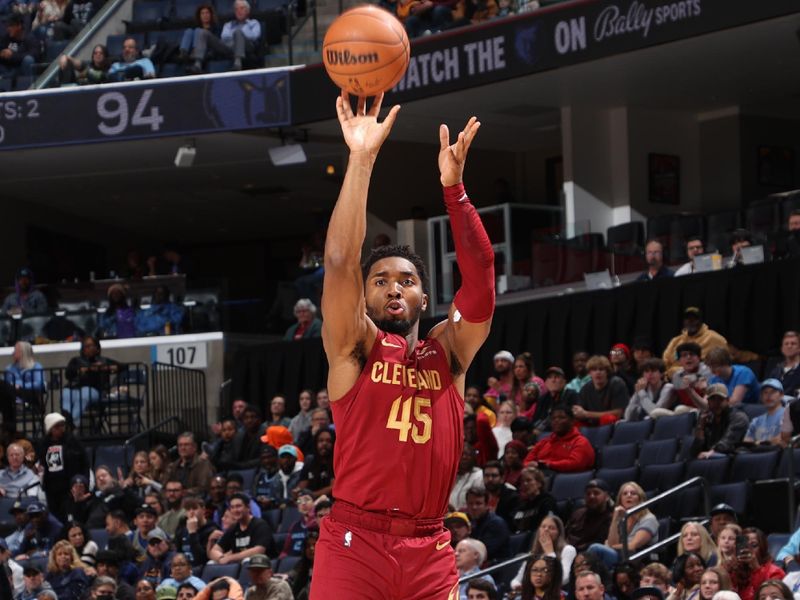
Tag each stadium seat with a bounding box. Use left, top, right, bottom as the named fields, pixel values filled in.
left=745, top=200, right=780, bottom=239
left=508, top=531, right=532, bottom=556
left=639, top=462, right=684, bottom=494
left=594, top=466, right=638, bottom=495
left=668, top=214, right=706, bottom=263
left=273, top=532, right=288, bottom=550
left=740, top=404, right=767, bottom=420
left=768, top=533, right=791, bottom=562
left=95, top=444, right=134, bottom=474
left=685, top=456, right=730, bottom=485
left=580, top=425, right=613, bottom=450
left=607, top=222, right=645, bottom=255
left=263, top=508, right=281, bottom=529
left=638, top=439, right=679, bottom=466
left=228, top=468, right=256, bottom=491
left=13, top=75, right=32, bottom=91
left=279, top=506, right=300, bottom=533
left=278, top=555, right=300, bottom=573
left=600, top=443, right=638, bottom=469
left=173, top=0, right=201, bottom=21
left=710, top=481, right=749, bottom=516
left=208, top=59, right=234, bottom=73
left=609, top=420, right=652, bottom=445
left=776, top=448, right=800, bottom=478
left=45, top=40, right=70, bottom=62
left=89, top=528, right=110, bottom=550
left=677, top=435, right=697, bottom=462
left=201, top=562, right=240, bottom=581
left=728, top=450, right=780, bottom=482
left=159, top=63, right=184, bottom=78
left=127, top=0, right=168, bottom=30
left=651, top=413, right=696, bottom=440
left=706, top=210, right=742, bottom=254
left=658, top=486, right=703, bottom=520
left=550, top=471, right=594, bottom=502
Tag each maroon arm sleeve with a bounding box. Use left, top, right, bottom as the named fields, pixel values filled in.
left=443, top=183, right=495, bottom=323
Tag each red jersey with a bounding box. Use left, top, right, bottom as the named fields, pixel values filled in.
left=331, top=329, right=464, bottom=519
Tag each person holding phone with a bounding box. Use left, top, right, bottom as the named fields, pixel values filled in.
left=730, top=528, right=785, bottom=600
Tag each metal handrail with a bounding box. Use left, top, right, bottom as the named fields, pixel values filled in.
left=458, top=551, right=533, bottom=583
left=620, top=476, right=710, bottom=562
left=629, top=518, right=710, bottom=562
left=122, top=415, right=184, bottom=468
left=787, top=433, right=800, bottom=527
left=34, top=0, right=129, bottom=89
left=287, top=0, right=318, bottom=65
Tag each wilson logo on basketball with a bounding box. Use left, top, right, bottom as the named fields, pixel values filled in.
left=326, top=49, right=380, bottom=66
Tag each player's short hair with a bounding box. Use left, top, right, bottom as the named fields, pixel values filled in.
left=362, top=244, right=430, bottom=296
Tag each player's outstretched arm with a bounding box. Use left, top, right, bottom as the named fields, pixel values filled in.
left=322, top=92, right=400, bottom=389
left=430, top=117, right=494, bottom=376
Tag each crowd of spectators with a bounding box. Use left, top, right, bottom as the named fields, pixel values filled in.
left=3, top=296, right=800, bottom=599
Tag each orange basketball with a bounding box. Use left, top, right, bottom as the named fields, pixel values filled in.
left=323, top=5, right=410, bottom=97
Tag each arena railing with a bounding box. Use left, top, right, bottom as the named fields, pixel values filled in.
left=786, top=434, right=800, bottom=528
left=287, top=0, right=319, bottom=66
left=123, top=414, right=185, bottom=464
left=620, top=476, right=710, bottom=562
left=150, top=361, right=208, bottom=439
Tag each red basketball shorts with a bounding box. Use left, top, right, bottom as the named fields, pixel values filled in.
left=310, top=511, right=459, bottom=600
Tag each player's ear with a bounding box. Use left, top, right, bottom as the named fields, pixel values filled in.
left=421, top=293, right=428, bottom=313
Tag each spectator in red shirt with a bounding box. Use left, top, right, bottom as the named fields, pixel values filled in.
left=731, top=527, right=785, bottom=600
left=523, top=404, right=595, bottom=473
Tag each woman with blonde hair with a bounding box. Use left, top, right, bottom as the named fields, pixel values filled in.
left=679, top=521, right=719, bottom=566
left=699, top=567, right=733, bottom=600
left=588, top=481, right=659, bottom=567
left=717, top=523, right=742, bottom=568
left=1, top=340, right=45, bottom=433
left=493, top=399, right=517, bottom=455
left=46, top=539, right=91, bottom=600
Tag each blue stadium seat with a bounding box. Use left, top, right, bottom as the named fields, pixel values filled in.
left=685, top=456, right=730, bottom=485
left=710, top=481, right=749, bottom=516
left=594, top=466, right=638, bottom=496
left=677, top=435, right=696, bottom=462
left=129, top=0, right=168, bottom=27
left=777, top=448, right=800, bottom=478
left=580, top=425, right=613, bottom=451
left=768, top=533, right=791, bottom=562
left=150, top=29, right=184, bottom=47
left=638, top=439, right=678, bottom=466
left=639, top=462, right=684, bottom=494
left=201, top=562, right=240, bottom=581
left=13, top=75, right=32, bottom=91
left=278, top=555, right=300, bottom=573
left=279, top=506, right=300, bottom=533
left=174, top=0, right=201, bottom=20
left=45, top=40, right=70, bottom=62
left=228, top=468, right=256, bottom=491
left=89, top=528, right=110, bottom=550
left=728, top=450, right=780, bottom=482
left=263, top=508, right=281, bottom=529
left=609, top=420, right=652, bottom=445
left=159, top=62, right=185, bottom=78
left=257, top=0, right=286, bottom=11
left=651, top=413, right=695, bottom=440
left=600, top=443, right=637, bottom=469
left=273, top=532, right=288, bottom=550
left=740, top=404, right=767, bottom=420
left=95, top=444, right=134, bottom=474
left=550, top=471, right=594, bottom=502
left=508, top=531, right=532, bottom=556
left=207, top=59, right=233, bottom=73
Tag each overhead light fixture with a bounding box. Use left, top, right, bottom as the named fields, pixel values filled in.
left=268, top=143, right=307, bottom=166
left=174, top=141, right=196, bottom=168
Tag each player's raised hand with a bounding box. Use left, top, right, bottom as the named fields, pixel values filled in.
left=438, top=116, right=480, bottom=187
left=336, top=90, right=400, bottom=159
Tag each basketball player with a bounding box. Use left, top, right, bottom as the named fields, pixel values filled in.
left=309, top=90, right=495, bottom=600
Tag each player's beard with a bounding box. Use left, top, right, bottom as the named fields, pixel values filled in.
left=367, top=304, right=422, bottom=336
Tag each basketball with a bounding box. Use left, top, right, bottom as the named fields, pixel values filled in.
left=322, top=5, right=410, bottom=97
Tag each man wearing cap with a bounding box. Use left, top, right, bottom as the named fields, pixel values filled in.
left=706, top=346, right=760, bottom=406
left=564, top=479, right=614, bottom=551
left=529, top=367, right=578, bottom=434
left=243, top=553, right=292, bottom=600
left=609, top=344, right=637, bottom=395
left=17, top=564, right=55, bottom=600
left=94, top=551, right=135, bottom=600
left=37, top=412, right=90, bottom=524
left=130, top=504, right=161, bottom=554
left=524, top=404, right=595, bottom=473
left=444, top=511, right=472, bottom=549
left=743, top=379, right=785, bottom=446
left=691, top=383, right=749, bottom=459
left=16, top=502, right=62, bottom=559
left=662, top=307, right=728, bottom=373
left=485, top=350, right=516, bottom=407
left=268, top=445, right=303, bottom=508
left=2, top=267, right=48, bottom=315
left=5, top=500, right=29, bottom=556
left=636, top=239, right=673, bottom=281
left=172, top=496, right=219, bottom=567
left=709, top=503, right=737, bottom=538
left=165, top=433, right=215, bottom=497
left=63, top=474, right=99, bottom=525
left=253, top=446, right=280, bottom=512
left=209, top=492, right=275, bottom=564
left=139, top=528, right=174, bottom=582
left=0, top=443, right=40, bottom=498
